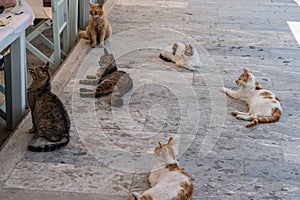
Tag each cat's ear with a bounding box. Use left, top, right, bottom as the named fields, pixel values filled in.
left=88, top=3, right=92, bottom=7
left=44, top=62, right=50, bottom=71
left=243, top=68, right=252, bottom=80
left=98, top=4, right=103, bottom=9
left=167, top=137, right=174, bottom=146
left=158, top=141, right=163, bottom=148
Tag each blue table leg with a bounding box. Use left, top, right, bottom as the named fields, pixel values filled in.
left=4, top=32, right=27, bottom=130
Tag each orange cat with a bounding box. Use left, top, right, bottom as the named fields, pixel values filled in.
left=127, top=137, right=194, bottom=200
left=79, top=3, right=112, bottom=48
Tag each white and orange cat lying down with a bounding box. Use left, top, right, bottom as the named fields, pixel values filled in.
left=127, top=137, right=194, bottom=200
left=221, top=68, right=282, bottom=128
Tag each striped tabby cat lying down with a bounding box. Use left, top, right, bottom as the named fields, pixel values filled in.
left=79, top=48, right=133, bottom=107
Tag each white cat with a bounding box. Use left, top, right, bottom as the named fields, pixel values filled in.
left=221, top=68, right=282, bottom=128
left=159, top=42, right=202, bottom=71
left=127, top=137, right=194, bottom=200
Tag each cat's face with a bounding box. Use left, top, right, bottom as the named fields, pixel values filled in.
left=99, top=48, right=116, bottom=68
left=154, top=137, right=176, bottom=162
left=89, top=3, right=104, bottom=19
left=184, top=44, right=194, bottom=57
left=28, top=64, right=50, bottom=81
left=235, top=68, right=255, bottom=87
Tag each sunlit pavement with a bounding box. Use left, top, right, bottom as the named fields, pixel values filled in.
left=1, top=1, right=300, bottom=199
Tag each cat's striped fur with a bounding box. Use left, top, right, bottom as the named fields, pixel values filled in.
left=80, top=48, right=133, bottom=107
left=159, top=42, right=201, bottom=71
left=27, top=64, right=70, bottom=152
left=127, top=137, right=194, bottom=200
left=221, top=68, right=282, bottom=128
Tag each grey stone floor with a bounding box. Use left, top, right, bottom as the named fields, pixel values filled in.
left=1, top=0, right=300, bottom=199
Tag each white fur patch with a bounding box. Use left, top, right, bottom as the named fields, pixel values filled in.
left=160, top=42, right=202, bottom=71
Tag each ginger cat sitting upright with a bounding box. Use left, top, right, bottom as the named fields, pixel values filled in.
left=221, top=68, right=282, bottom=128
left=79, top=2, right=112, bottom=48
left=127, top=137, right=194, bottom=200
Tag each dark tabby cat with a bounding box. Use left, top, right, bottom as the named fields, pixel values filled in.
left=79, top=48, right=133, bottom=107
left=27, top=64, right=70, bottom=152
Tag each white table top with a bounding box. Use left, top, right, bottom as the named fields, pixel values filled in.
left=0, top=2, right=34, bottom=44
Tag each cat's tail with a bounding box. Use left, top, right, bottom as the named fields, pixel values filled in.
left=78, top=30, right=89, bottom=39
left=27, top=134, right=69, bottom=152
left=246, top=108, right=282, bottom=128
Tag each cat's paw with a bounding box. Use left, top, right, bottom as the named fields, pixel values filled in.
left=231, top=111, right=239, bottom=116
left=99, top=43, right=104, bottom=48
left=220, top=87, right=228, bottom=94
left=91, top=42, right=97, bottom=48
left=104, top=39, right=110, bottom=45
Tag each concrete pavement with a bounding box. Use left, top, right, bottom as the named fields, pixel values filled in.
left=1, top=0, right=300, bottom=199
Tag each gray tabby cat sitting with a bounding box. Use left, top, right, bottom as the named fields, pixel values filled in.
left=27, top=64, right=70, bottom=152
left=79, top=48, right=133, bottom=107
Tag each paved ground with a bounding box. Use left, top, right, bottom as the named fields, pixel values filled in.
left=1, top=0, right=300, bottom=199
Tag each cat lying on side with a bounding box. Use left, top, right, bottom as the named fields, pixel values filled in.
left=221, top=68, right=282, bottom=128
left=159, top=42, right=201, bottom=71
left=79, top=48, right=133, bottom=107
left=27, top=64, right=70, bottom=152
left=79, top=2, right=112, bottom=48
left=127, top=137, right=194, bottom=200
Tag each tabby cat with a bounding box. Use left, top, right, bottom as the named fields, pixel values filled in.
left=27, top=64, right=70, bottom=152
left=127, top=137, right=194, bottom=200
left=159, top=42, right=201, bottom=71
left=79, top=48, right=133, bottom=107
left=79, top=2, right=112, bottom=48
left=221, top=68, right=282, bottom=128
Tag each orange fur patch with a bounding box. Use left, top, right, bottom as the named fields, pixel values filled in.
left=239, top=73, right=249, bottom=82
left=140, top=194, right=153, bottom=200
left=89, top=3, right=103, bottom=16
left=166, top=163, right=192, bottom=179
left=127, top=194, right=136, bottom=200
left=246, top=107, right=281, bottom=128
left=170, top=182, right=194, bottom=200
left=166, top=163, right=194, bottom=200
left=260, top=91, right=272, bottom=99
left=166, top=163, right=180, bottom=171
left=255, top=81, right=262, bottom=90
